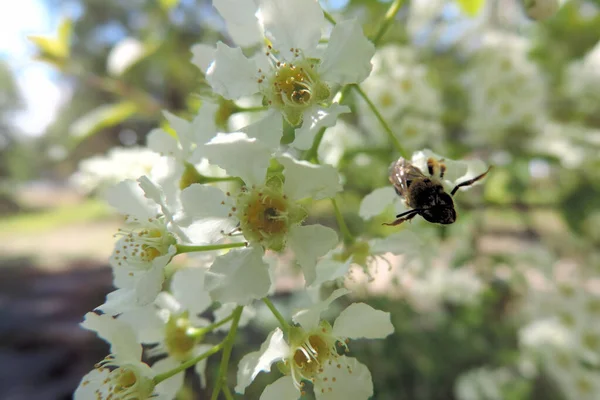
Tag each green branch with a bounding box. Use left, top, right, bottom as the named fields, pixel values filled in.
left=371, top=0, right=405, bottom=45
left=262, top=298, right=290, bottom=333
left=352, top=84, right=408, bottom=158
left=323, top=10, right=337, bottom=25
left=190, top=313, right=236, bottom=338
left=211, top=306, right=244, bottom=400
left=176, top=242, right=247, bottom=255
left=331, top=198, right=354, bottom=245
left=153, top=343, right=224, bottom=385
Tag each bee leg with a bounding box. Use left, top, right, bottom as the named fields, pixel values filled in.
left=439, top=163, right=446, bottom=179
left=383, top=209, right=420, bottom=226
left=427, top=158, right=436, bottom=176
left=450, top=166, right=493, bottom=196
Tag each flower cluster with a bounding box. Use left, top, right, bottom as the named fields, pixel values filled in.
left=72, top=1, right=417, bottom=399
left=563, top=40, right=600, bottom=116
left=517, top=264, right=600, bottom=399
left=462, top=31, right=548, bottom=147
left=359, top=45, right=445, bottom=152
left=69, top=0, right=502, bottom=398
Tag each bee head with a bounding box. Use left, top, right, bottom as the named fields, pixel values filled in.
left=421, top=206, right=456, bottom=225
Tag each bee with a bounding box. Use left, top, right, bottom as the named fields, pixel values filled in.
left=385, top=157, right=492, bottom=226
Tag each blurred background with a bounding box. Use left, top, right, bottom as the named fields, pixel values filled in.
left=1, top=0, right=599, bottom=399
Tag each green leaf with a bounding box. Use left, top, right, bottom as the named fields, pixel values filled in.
left=70, top=101, right=139, bottom=140
left=28, top=18, right=73, bottom=67
left=456, top=0, right=486, bottom=17
left=159, top=0, right=180, bottom=10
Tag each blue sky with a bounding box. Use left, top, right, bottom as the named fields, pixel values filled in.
left=0, top=0, right=63, bottom=137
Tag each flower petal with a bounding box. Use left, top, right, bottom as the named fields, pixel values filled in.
left=190, top=43, right=215, bottom=73
left=204, top=132, right=271, bottom=186
left=242, top=109, right=283, bottom=150
left=278, top=154, right=342, bottom=201
left=292, top=287, right=349, bottom=331
left=308, top=258, right=351, bottom=290
left=205, top=246, right=271, bottom=305
left=206, top=42, right=259, bottom=99
left=153, top=357, right=184, bottom=399
left=134, top=261, right=167, bottom=305
left=180, top=183, right=229, bottom=220
left=105, top=179, right=158, bottom=219
left=292, top=104, right=350, bottom=150
left=147, top=128, right=181, bottom=159
left=258, top=0, right=324, bottom=55
left=178, top=184, right=236, bottom=243
left=358, top=186, right=397, bottom=220
left=332, top=303, right=394, bottom=339
left=137, top=176, right=173, bottom=222
left=163, top=110, right=195, bottom=153
left=260, top=376, right=299, bottom=400
left=214, top=0, right=263, bottom=47
left=171, top=267, right=212, bottom=316
left=97, top=288, right=136, bottom=316
left=314, top=356, right=373, bottom=400
left=81, top=312, right=142, bottom=361
left=319, top=19, right=375, bottom=85
left=287, top=224, right=339, bottom=286
left=235, top=328, right=290, bottom=394
left=118, top=305, right=165, bottom=344
left=74, top=369, right=109, bottom=400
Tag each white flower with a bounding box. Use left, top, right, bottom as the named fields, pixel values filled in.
left=462, top=31, right=547, bottom=147
left=99, top=177, right=180, bottom=315
left=204, top=246, right=272, bottom=305
left=316, top=120, right=364, bottom=167
left=519, top=317, right=574, bottom=355
left=107, top=37, right=145, bottom=76
left=454, top=366, right=514, bottom=400
left=195, top=0, right=375, bottom=149
left=74, top=313, right=157, bottom=400
left=403, top=265, right=484, bottom=313
left=359, top=45, right=445, bottom=151
left=564, top=41, right=600, bottom=115
left=70, top=146, right=163, bottom=194
left=235, top=288, right=394, bottom=399
left=178, top=136, right=341, bottom=288
left=359, top=149, right=488, bottom=223
left=146, top=103, right=219, bottom=165
left=117, top=267, right=217, bottom=397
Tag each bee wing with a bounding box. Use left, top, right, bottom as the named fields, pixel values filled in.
left=388, top=158, right=426, bottom=197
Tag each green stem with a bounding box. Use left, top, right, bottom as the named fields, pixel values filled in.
left=232, top=105, right=268, bottom=113
left=211, top=306, right=244, bottom=400
left=262, top=298, right=290, bottom=332
left=352, top=84, right=408, bottom=158
left=222, top=385, right=235, bottom=400
left=190, top=314, right=236, bottom=338
left=182, top=162, right=242, bottom=186
left=371, top=0, right=405, bottom=45
left=176, top=242, right=247, bottom=255
left=153, top=343, right=224, bottom=385
left=323, top=10, right=337, bottom=25
left=303, top=85, right=353, bottom=162
left=331, top=198, right=354, bottom=245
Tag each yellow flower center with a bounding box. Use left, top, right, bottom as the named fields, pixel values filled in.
left=235, top=182, right=306, bottom=251
left=293, top=334, right=332, bottom=378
